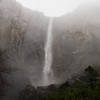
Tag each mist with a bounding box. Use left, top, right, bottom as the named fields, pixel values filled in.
left=0, top=0, right=100, bottom=100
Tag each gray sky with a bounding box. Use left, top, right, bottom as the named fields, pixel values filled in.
left=16, top=0, right=98, bottom=17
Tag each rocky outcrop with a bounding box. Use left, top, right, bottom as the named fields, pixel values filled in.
left=0, top=0, right=48, bottom=100
left=52, top=1, right=100, bottom=83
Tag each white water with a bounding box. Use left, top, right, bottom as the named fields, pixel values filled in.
left=42, top=18, right=54, bottom=86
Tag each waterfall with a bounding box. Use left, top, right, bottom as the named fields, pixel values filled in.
left=42, top=18, right=54, bottom=86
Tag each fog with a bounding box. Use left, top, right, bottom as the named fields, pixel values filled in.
left=0, top=0, right=100, bottom=100
left=16, top=0, right=84, bottom=17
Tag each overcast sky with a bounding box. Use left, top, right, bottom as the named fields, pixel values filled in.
left=16, top=0, right=98, bottom=17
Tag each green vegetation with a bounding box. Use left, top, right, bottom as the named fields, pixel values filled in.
left=18, top=66, right=100, bottom=100
left=44, top=66, right=100, bottom=100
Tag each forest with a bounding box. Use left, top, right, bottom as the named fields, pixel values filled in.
left=18, top=66, right=100, bottom=100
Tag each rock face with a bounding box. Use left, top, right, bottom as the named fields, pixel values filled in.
left=52, top=1, right=100, bottom=83
left=0, top=0, right=48, bottom=83
left=0, top=0, right=100, bottom=99
left=0, top=0, right=48, bottom=99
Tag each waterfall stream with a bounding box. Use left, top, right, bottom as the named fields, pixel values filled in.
left=42, top=18, right=54, bottom=86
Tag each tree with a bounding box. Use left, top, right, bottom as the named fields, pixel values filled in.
left=85, top=66, right=99, bottom=87
left=18, top=85, right=38, bottom=100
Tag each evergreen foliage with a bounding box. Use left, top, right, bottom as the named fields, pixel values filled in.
left=18, top=66, right=100, bottom=100
left=44, top=66, right=100, bottom=100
